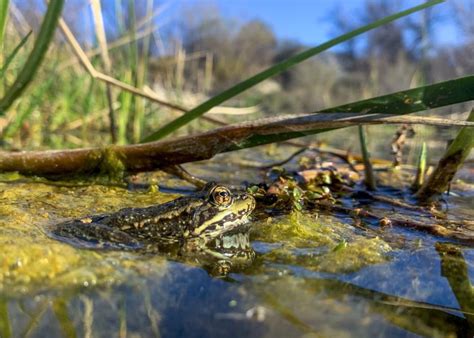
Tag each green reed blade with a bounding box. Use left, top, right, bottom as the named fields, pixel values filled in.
left=0, top=31, right=32, bottom=79
left=321, top=75, right=474, bottom=115
left=0, top=0, right=64, bottom=115
left=52, top=298, right=77, bottom=338
left=226, top=75, right=474, bottom=150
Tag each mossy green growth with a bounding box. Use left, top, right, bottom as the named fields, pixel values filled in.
left=314, top=237, right=391, bottom=273
left=0, top=171, right=22, bottom=181
left=254, top=212, right=391, bottom=273
left=98, top=147, right=126, bottom=182
left=254, top=212, right=337, bottom=247
left=0, top=180, right=175, bottom=295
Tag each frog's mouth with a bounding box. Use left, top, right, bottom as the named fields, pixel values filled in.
left=192, top=194, right=255, bottom=239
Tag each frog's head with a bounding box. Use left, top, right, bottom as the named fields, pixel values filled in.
left=191, top=183, right=255, bottom=240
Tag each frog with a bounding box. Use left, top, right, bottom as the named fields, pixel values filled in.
left=49, top=182, right=256, bottom=274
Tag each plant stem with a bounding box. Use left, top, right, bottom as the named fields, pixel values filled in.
left=416, top=109, right=474, bottom=201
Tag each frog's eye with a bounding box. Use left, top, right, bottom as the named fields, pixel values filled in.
left=210, top=186, right=233, bottom=207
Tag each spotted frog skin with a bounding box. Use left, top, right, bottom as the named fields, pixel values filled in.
left=51, top=183, right=256, bottom=253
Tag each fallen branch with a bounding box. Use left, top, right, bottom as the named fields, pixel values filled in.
left=0, top=113, right=472, bottom=177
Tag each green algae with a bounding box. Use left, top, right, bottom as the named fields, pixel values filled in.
left=98, top=147, right=126, bottom=182
left=0, top=180, right=173, bottom=295
left=255, top=212, right=337, bottom=247
left=313, top=237, right=391, bottom=273
left=253, top=212, right=391, bottom=273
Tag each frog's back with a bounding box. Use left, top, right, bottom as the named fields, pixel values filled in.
left=100, top=196, right=204, bottom=239
left=50, top=195, right=202, bottom=249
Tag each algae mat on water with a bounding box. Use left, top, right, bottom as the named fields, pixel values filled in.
left=0, top=181, right=173, bottom=295
left=253, top=212, right=392, bottom=274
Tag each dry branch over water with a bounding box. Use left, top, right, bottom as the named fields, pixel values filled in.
left=0, top=113, right=472, bottom=177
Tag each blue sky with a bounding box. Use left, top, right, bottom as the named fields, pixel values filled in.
left=169, top=0, right=463, bottom=47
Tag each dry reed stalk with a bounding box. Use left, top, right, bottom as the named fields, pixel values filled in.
left=57, top=26, right=158, bottom=71
left=90, top=0, right=117, bottom=143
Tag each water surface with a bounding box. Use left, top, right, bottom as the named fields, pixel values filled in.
left=0, top=146, right=473, bottom=337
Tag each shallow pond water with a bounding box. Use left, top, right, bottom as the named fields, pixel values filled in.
left=0, top=146, right=473, bottom=337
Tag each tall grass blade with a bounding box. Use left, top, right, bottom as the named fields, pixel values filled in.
left=227, top=75, right=474, bottom=150
left=0, top=0, right=64, bottom=115
left=118, top=74, right=133, bottom=144
left=416, top=109, right=474, bottom=200
left=0, top=0, right=9, bottom=48
left=358, top=126, right=377, bottom=190
left=142, top=0, right=444, bottom=142
left=0, top=31, right=32, bottom=79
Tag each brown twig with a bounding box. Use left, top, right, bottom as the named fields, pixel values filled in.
left=57, top=16, right=256, bottom=128
left=161, top=165, right=207, bottom=188
left=309, top=146, right=359, bottom=172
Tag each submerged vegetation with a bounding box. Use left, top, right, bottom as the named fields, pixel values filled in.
left=0, top=0, right=473, bottom=336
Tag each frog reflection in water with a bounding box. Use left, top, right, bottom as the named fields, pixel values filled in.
left=51, top=183, right=256, bottom=274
